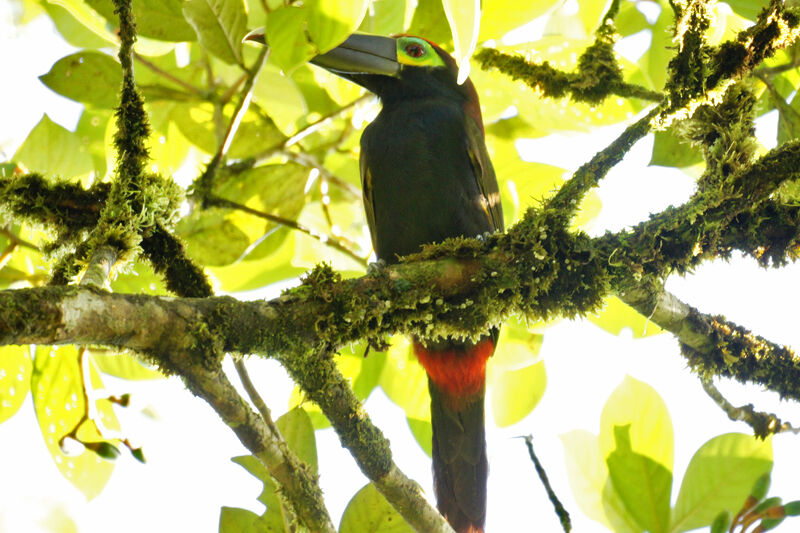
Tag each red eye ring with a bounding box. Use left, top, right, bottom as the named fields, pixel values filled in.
left=405, top=43, right=425, bottom=58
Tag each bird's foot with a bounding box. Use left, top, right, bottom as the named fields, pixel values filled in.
left=367, top=259, right=387, bottom=276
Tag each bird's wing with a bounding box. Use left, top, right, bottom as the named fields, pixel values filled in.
left=360, top=149, right=379, bottom=253
left=464, top=115, right=504, bottom=233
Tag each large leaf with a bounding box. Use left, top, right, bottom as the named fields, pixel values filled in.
left=671, top=433, right=773, bottom=532
left=0, top=345, right=32, bottom=423
left=13, top=115, right=94, bottom=180
left=47, top=0, right=118, bottom=45
left=31, top=346, right=117, bottom=500
left=560, top=430, right=643, bottom=533
left=265, top=6, right=316, bottom=73
left=40, top=51, right=122, bottom=109
left=606, top=425, right=672, bottom=533
left=489, top=324, right=545, bottom=427
left=339, top=483, right=414, bottom=533
left=407, top=0, right=452, bottom=48
left=726, top=0, right=770, bottom=21
left=379, top=337, right=430, bottom=421
left=599, top=376, right=674, bottom=473
left=42, top=1, right=110, bottom=48
left=85, top=0, right=197, bottom=41
left=358, top=0, right=406, bottom=35
left=183, top=0, right=248, bottom=65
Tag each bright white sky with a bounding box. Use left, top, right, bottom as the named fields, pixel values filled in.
left=2, top=3, right=800, bottom=532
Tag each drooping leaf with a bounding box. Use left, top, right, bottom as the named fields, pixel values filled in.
left=47, top=0, right=118, bottom=44
left=671, top=433, right=773, bottom=532
left=378, top=337, right=430, bottom=421
left=183, top=0, right=248, bottom=65
left=339, top=483, right=414, bottom=533
left=31, top=346, right=117, bottom=500
left=606, top=424, right=672, bottom=533
left=276, top=407, right=318, bottom=474
left=0, top=345, right=32, bottom=423
left=13, top=115, right=94, bottom=180
left=442, top=0, right=480, bottom=83
left=489, top=324, right=545, bottom=427
left=407, top=0, right=452, bottom=48
left=265, top=5, right=316, bottom=73
left=40, top=51, right=122, bottom=109
left=358, top=0, right=406, bottom=35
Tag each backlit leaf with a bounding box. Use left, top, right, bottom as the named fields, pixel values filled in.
left=40, top=51, right=122, bottom=109
left=14, top=115, right=94, bottom=180
left=84, top=0, right=197, bottom=41
left=340, top=483, right=414, bottom=533
left=183, top=0, right=247, bottom=65
left=0, top=345, right=32, bottom=423
left=671, top=433, right=773, bottom=532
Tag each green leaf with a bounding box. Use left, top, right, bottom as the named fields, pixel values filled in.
left=209, top=233, right=305, bottom=292
left=578, top=0, right=613, bottom=36
left=183, top=0, right=248, bottom=65
left=306, top=0, right=369, bottom=53
left=219, top=506, right=261, bottom=533
left=726, top=0, right=769, bottom=21
left=231, top=408, right=317, bottom=530
left=560, top=430, right=642, bottom=533
left=639, top=6, right=672, bottom=90
left=75, top=108, right=112, bottom=178
left=266, top=6, right=316, bottom=72
left=407, top=0, right=453, bottom=48
left=175, top=208, right=251, bottom=266
left=276, top=407, right=318, bottom=474
left=606, top=424, right=672, bottom=533
left=31, top=346, right=117, bottom=500
left=479, top=0, right=556, bottom=41
left=40, top=51, right=122, bottom=109
left=90, top=351, right=164, bottom=380
left=406, top=417, right=432, bottom=457
left=47, top=0, right=118, bottom=45
left=671, top=433, right=773, bottom=532
left=170, top=104, right=285, bottom=158
left=599, top=376, right=674, bottom=474
left=252, top=65, right=308, bottom=134
left=777, top=90, right=800, bottom=145
left=42, top=1, right=110, bottom=48
left=379, top=337, right=430, bottom=421
left=339, top=483, right=414, bottom=533
left=489, top=324, right=545, bottom=427
left=358, top=0, right=406, bottom=35
left=442, top=0, right=480, bottom=83
left=0, top=345, right=32, bottom=423
left=13, top=115, right=94, bottom=180
left=85, top=0, right=197, bottom=41
left=650, top=126, right=704, bottom=168
left=588, top=296, right=663, bottom=338
left=490, top=359, right=545, bottom=427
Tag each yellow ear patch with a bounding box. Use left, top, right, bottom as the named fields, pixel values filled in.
left=396, top=36, right=446, bottom=68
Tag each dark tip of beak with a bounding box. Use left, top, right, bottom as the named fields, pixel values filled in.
left=311, top=34, right=399, bottom=77
left=243, top=27, right=266, bottom=45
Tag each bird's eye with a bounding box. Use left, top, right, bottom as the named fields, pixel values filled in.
left=405, top=43, right=425, bottom=58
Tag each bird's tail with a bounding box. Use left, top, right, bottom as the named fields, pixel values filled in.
left=414, top=338, right=495, bottom=533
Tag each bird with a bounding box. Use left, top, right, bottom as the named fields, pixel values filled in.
left=247, top=31, right=503, bottom=533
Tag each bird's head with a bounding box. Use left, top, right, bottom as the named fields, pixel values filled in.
left=245, top=31, right=483, bottom=129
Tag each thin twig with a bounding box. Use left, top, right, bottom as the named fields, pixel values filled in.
left=701, top=377, right=800, bottom=436
left=521, top=435, right=571, bottom=532
left=205, top=194, right=367, bottom=264
left=133, top=52, right=207, bottom=97
left=0, top=227, right=38, bottom=250
left=234, top=359, right=282, bottom=438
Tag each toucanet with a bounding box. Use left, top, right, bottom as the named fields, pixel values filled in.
left=247, top=32, right=504, bottom=533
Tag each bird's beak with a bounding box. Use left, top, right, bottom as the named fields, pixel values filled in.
left=244, top=30, right=399, bottom=78
left=310, top=34, right=399, bottom=77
